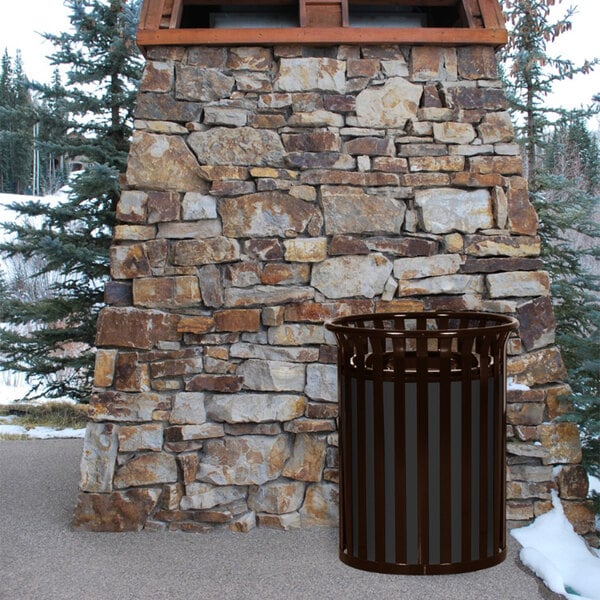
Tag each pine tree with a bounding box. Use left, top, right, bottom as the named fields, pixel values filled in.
left=500, top=0, right=600, bottom=479
left=0, top=0, right=143, bottom=401
left=0, top=50, right=36, bottom=194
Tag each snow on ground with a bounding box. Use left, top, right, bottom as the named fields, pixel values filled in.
left=511, top=491, right=600, bottom=600
left=0, top=413, right=85, bottom=439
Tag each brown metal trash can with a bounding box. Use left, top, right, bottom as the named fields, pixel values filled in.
left=325, top=311, right=519, bottom=575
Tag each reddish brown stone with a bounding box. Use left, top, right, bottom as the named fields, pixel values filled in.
left=323, top=95, right=356, bottom=112
left=150, top=355, right=204, bottom=379
left=514, top=426, right=539, bottom=441
left=318, top=345, right=338, bottom=364
left=329, top=235, right=370, bottom=256
left=306, top=402, right=338, bottom=419
left=210, top=180, right=256, bottom=196
left=145, top=240, right=168, bottom=268
left=422, top=84, right=443, bottom=107
left=72, top=489, right=161, bottom=532
left=446, top=86, right=507, bottom=110
left=243, top=239, right=284, bottom=261
left=507, top=388, right=546, bottom=404
left=545, top=384, right=573, bottom=420
left=450, top=172, right=505, bottom=187
left=261, top=263, right=310, bottom=286
left=347, top=58, right=380, bottom=78
left=188, top=47, right=227, bottom=68
left=96, top=307, right=180, bottom=350
left=462, top=258, right=543, bottom=273
left=146, top=191, right=180, bottom=223
left=517, top=297, right=557, bottom=351
left=457, top=47, right=498, bottom=80
left=343, top=137, right=395, bottom=157
left=563, top=501, right=596, bottom=535
left=507, top=403, right=545, bottom=426
left=250, top=113, right=287, bottom=128
left=140, top=61, right=174, bottom=93
left=469, top=156, right=523, bottom=176
left=283, top=300, right=374, bottom=323
left=556, top=465, right=589, bottom=500
left=104, top=281, right=133, bottom=306
left=186, top=375, right=244, bottom=393
left=367, top=237, right=437, bottom=256
left=135, top=93, right=203, bottom=123
left=507, top=176, right=539, bottom=236
left=172, top=238, right=240, bottom=266
left=214, top=309, right=261, bottom=332
left=177, top=453, right=199, bottom=484
left=114, top=353, right=149, bottom=392
left=177, top=316, right=215, bottom=334
left=282, top=131, right=340, bottom=152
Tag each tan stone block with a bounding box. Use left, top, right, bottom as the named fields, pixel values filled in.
left=113, top=225, right=156, bottom=241
left=411, top=46, right=457, bottom=81
left=282, top=434, right=327, bottom=482
left=116, top=191, right=147, bottom=224
left=457, top=46, right=498, bottom=80
left=257, top=512, right=302, bottom=530
left=299, top=482, right=339, bottom=527
left=177, top=316, right=215, bottom=334
left=140, top=61, right=173, bottom=93
left=261, top=263, right=310, bottom=286
left=248, top=480, right=306, bottom=514
left=94, top=349, right=117, bottom=387
left=284, top=419, right=336, bottom=433
left=508, top=347, right=568, bottom=387
left=469, top=156, right=523, bottom=176
left=262, top=306, right=285, bottom=327
left=478, top=111, right=514, bottom=144
left=172, top=237, right=240, bottom=266
left=506, top=500, right=534, bottom=521
left=114, top=453, right=178, bottom=489
left=409, top=156, right=465, bottom=172
left=110, top=244, right=151, bottom=280
left=432, top=122, right=476, bottom=144
left=487, top=271, right=550, bottom=298
left=538, top=422, right=582, bottom=465
left=450, top=172, right=505, bottom=188
left=371, top=157, right=409, bottom=173
left=545, top=384, right=573, bottom=420
left=283, top=300, right=373, bottom=323
left=507, top=403, right=545, bottom=426
left=126, top=132, right=205, bottom=192
left=133, top=276, right=201, bottom=309
left=464, top=235, right=540, bottom=258
left=402, top=173, right=450, bottom=187
left=118, top=423, right=163, bottom=452
left=72, top=488, right=161, bottom=532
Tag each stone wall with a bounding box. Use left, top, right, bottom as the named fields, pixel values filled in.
left=73, top=44, right=594, bottom=536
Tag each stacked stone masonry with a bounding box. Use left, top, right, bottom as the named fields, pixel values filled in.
left=73, top=44, right=594, bottom=537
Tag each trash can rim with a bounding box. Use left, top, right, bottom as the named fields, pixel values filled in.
left=324, top=310, right=519, bottom=339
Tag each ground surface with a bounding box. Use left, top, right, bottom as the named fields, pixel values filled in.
left=0, top=439, right=561, bottom=600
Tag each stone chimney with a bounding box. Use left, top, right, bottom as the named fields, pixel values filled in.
left=73, top=0, right=594, bottom=539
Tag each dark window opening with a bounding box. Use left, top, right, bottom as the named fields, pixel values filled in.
left=348, top=4, right=462, bottom=28
left=180, top=3, right=299, bottom=29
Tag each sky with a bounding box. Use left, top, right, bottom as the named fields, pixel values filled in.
left=0, top=0, right=598, bottom=121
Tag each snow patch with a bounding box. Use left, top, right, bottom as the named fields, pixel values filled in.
left=0, top=423, right=85, bottom=439
left=507, top=378, right=530, bottom=391
left=511, top=491, right=600, bottom=600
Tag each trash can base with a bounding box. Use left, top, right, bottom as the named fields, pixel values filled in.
left=339, top=547, right=507, bottom=575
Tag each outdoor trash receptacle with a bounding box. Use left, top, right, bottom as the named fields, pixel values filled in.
left=325, top=311, right=519, bottom=575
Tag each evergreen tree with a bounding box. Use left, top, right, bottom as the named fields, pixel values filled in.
left=0, top=0, right=143, bottom=401
left=500, top=0, right=600, bottom=479
left=0, top=49, right=36, bottom=194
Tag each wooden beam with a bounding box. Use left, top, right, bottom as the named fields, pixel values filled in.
left=143, top=0, right=167, bottom=30
left=478, top=0, right=505, bottom=30
left=170, top=0, right=184, bottom=28
left=137, top=26, right=508, bottom=48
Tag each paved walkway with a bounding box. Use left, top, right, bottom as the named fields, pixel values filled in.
left=0, top=440, right=560, bottom=600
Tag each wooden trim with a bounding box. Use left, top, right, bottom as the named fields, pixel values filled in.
left=137, top=26, right=507, bottom=47
left=478, top=0, right=504, bottom=29
left=169, top=0, right=184, bottom=28
left=143, top=0, right=167, bottom=30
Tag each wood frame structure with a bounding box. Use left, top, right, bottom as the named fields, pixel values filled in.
left=137, top=0, right=507, bottom=52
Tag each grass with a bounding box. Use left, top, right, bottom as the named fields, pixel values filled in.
left=0, top=402, right=89, bottom=430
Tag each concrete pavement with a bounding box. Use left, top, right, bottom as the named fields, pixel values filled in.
left=0, top=440, right=559, bottom=600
